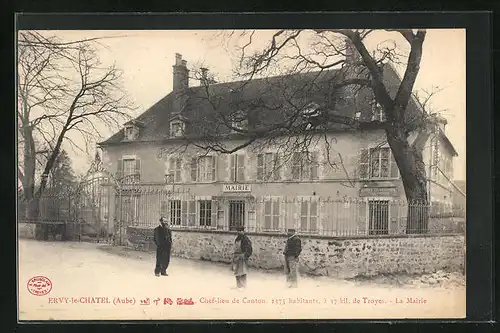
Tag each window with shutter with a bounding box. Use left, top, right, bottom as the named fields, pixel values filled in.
left=257, top=153, right=281, bottom=182
left=291, top=151, right=317, bottom=181
left=135, top=159, right=141, bottom=181
left=237, top=155, right=245, bottom=181
left=190, top=158, right=198, bottom=182
left=160, top=201, right=168, bottom=217
left=310, top=152, right=318, bottom=180
left=262, top=199, right=281, bottom=231
left=359, top=149, right=369, bottom=179
left=170, top=200, right=181, bottom=226
left=169, top=157, right=182, bottom=183
left=169, top=157, right=175, bottom=181
left=116, top=159, right=123, bottom=179
left=272, top=200, right=280, bottom=229
left=299, top=199, right=319, bottom=233
left=188, top=201, right=196, bottom=226
left=264, top=153, right=274, bottom=180
left=122, top=159, right=137, bottom=182
left=273, top=153, right=281, bottom=180
left=390, top=152, right=399, bottom=178
left=181, top=201, right=188, bottom=226
left=264, top=201, right=272, bottom=230
left=300, top=201, right=308, bottom=230
left=199, top=200, right=212, bottom=227
left=360, top=147, right=398, bottom=180
left=211, top=201, right=218, bottom=229
left=211, top=156, right=217, bottom=181
left=257, top=154, right=264, bottom=181
left=230, top=155, right=236, bottom=182
left=292, top=153, right=301, bottom=180
left=196, top=156, right=215, bottom=182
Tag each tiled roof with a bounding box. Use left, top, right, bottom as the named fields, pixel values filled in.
left=98, top=64, right=456, bottom=157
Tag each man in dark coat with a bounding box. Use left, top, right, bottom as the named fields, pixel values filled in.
left=283, top=228, right=302, bottom=288
left=232, top=226, right=252, bottom=290
left=153, top=217, right=172, bottom=277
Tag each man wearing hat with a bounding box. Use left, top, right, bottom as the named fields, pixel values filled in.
left=153, top=216, right=172, bottom=277
left=283, top=228, right=302, bottom=288
left=232, top=226, right=253, bottom=290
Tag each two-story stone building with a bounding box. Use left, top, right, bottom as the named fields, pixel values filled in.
left=98, top=52, right=459, bottom=236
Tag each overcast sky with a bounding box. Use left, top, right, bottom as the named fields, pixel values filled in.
left=36, top=29, right=466, bottom=180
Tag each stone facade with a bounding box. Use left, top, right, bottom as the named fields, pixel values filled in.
left=127, top=227, right=465, bottom=279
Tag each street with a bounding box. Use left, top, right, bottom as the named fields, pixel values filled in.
left=18, top=239, right=465, bottom=320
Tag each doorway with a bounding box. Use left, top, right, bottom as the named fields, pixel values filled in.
left=368, top=200, right=389, bottom=235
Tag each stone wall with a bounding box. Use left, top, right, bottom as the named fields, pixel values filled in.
left=127, top=227, right=465, bottom=279
left=18, top=223, right=36, bottom=239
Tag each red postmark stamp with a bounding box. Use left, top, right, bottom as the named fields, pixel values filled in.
left=27, top=276, right=52, bottom=296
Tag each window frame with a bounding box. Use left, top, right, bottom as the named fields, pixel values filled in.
left=257, top=152, right=281, bottom=182
left=123, top=158, right=136, bottom=177
left=169, top=157, right=183, bottom=183
left=196, top=155, right=216, bottom=183
left=360, top=147, right=399, bottom=180
left=170, top=120, right=185, bottom=138
left=262, top=197, right=281, bottom=231
left=370, top=99, right=385, bottom=122
left=365, top=198, right=391, bottom=235
left=230, top=154, right=245, bottom=182
left=230, top=110, right=248, bottom=133
left=297, top=197, right=319, bottom=234
left=124, top=126, right=135, bottom=140
left=291, top=151, right=319, bottom=181
left=198, top=200, right=213, bottom=227
left=170, top=199, right=182, bottom=226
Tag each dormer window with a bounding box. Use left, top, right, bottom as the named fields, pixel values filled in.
left=122, top=120, right=143, bottom=141
left=170, top=120, right=185, bottom=138
left=371, top=99, right=385, bottom=122
left=230, top=110, right=248, bottom=133
left=124, top=125, right=139, bottom=141
left=301, top=102, right=320, bottom=117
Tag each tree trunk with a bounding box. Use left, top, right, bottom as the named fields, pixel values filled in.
left=386, top=128, right=429, bottom=234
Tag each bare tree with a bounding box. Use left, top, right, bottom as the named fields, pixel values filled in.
left=17, top=31, right=134, bottom=222
left=181, top=29, right=444, bottom=233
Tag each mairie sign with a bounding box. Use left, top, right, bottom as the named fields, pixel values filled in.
left=222, top=184, right=251, bottom=193
left=359, top=186, right=398, bottom=197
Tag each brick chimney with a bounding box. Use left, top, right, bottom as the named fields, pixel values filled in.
left=172, top=53, right=189, bottom=90
left=436, top=115, right=448, bottom=133
left=200, top=67, right=209, bottom=86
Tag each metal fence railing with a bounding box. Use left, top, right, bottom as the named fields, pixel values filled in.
left=18, top=180, right=465, bottom=239
left=124, top=191, right=465, bottom=236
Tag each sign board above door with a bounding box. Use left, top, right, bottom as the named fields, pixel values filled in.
left=222, top=184, right=251, bottom=193
left=359, top=186, right=398, bottom=197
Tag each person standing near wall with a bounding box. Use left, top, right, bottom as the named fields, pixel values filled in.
left=283, top=228, right=302, bottom=288
left=153, top=216, right=172, bottom=277
left=232, top=226, right=252, bottom=290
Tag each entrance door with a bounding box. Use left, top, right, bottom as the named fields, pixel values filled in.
left=368, top=200, right=389, bottom=235
left=229, top=200, right=246, bottom=231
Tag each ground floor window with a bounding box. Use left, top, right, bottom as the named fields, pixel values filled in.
left=264, top=199, right=280, bottom=231
left=199, top=200, right=212, bottom=227
left=170, top=200, right=182, bottom=226
left=160, top=199, right=212, bottom=227
left=299, top=200, right=318, bottom=233
left=186, top=201, right=196, bottom=226
left=229, top=200, right=245, bottom=231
